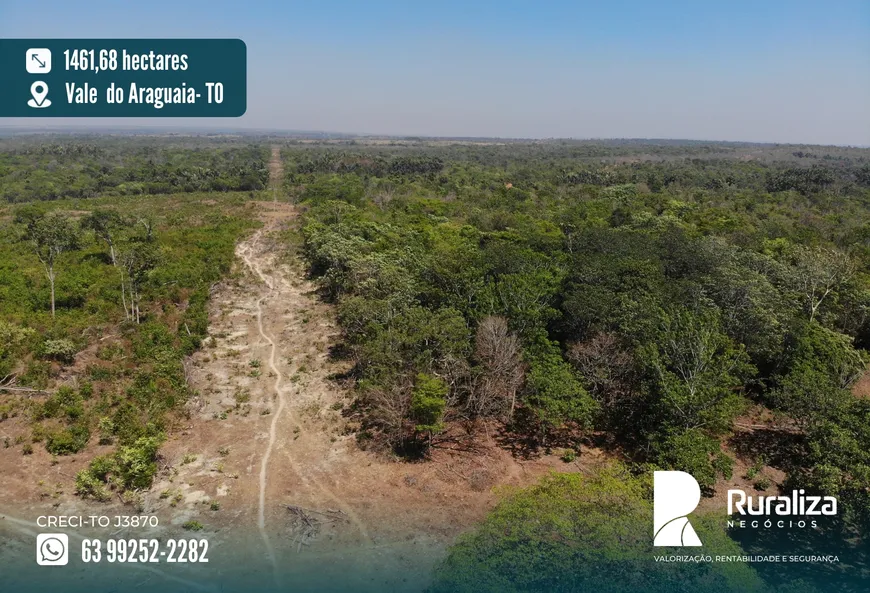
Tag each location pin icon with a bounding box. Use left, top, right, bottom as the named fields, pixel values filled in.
left=29, top=81, right=51, bottom=108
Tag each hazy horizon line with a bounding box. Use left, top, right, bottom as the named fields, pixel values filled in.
left=1, top=125, right=867, bottom=149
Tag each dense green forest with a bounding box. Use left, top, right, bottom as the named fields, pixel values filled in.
left=282, top=140, right=870, bottom=589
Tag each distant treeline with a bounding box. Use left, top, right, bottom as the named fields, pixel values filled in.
left=0, top=141, right=270, bottom=202
left=281, top=143, right=870, bottom=199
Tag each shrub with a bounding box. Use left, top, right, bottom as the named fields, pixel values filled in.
left=41, top=339, right=78, bottom=363
left=45, top=425, right=90, bottom=455
left=753, top=476, right=772, bottom=491
left=0, top=321, right=34, bottom=378
left=87, top=455, right=117, bottom=481
left=78, top=382, right=94, bottom=399
left=98, top=416, right=115, bottom=445
left=182, top=520, right=204, bottom=531
left=20, top=360, right=51, bottom=389
left=87, top=365, right=114, bottom=381
left=74, top=469, right=111, bottom=502
left=115, top=436, right=163, bottom=490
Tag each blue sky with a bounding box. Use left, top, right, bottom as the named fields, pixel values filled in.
left=2, top=0, right=869, bottom=144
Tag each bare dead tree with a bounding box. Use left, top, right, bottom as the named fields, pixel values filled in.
left=364, top=376, right=413, bottom=447
left=567, top=332, right=637, bottom=415
left=468, top=316, right=525, bottom=420
left=434, top=352, right=470, bottom=409
left=371, top=186, right=396, bottom=209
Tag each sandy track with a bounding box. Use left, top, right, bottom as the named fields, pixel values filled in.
left=191, top=202, right=372, bottom=582
left=236, top=222, right=373, bottom=565
left=237, top=230, right=285, bottom=583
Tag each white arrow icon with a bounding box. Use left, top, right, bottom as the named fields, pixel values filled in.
left=28, top=81, right=51, bottom=108
left=26, top=48, right=52, bottom=74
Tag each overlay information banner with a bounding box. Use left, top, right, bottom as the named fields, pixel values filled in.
left=0, top=39, right=246, bottom=117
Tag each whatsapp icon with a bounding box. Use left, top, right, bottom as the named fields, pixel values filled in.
left=36, top=533, right=69, bottom=566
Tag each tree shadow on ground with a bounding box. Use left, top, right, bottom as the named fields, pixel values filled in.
left=493, top=408, right=591, bottom=460
left=491, top=409, right=547, bottom=459
left=728, top=428, right=807, bottom=473
left=327, top=342, right=354, bottom=364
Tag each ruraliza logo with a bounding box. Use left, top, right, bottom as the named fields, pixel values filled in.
left=654, top=471, right=702, bottom=546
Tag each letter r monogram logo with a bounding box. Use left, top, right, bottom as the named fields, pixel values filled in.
left=654, top=471, right=702, bottom=546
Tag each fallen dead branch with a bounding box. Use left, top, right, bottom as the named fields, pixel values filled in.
left=0, top=386, right=54, bottom=396
left=284, top=505, right=349, bottom=552
left=733, top=422, right=801, bottom=434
